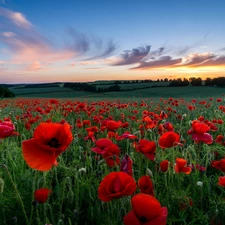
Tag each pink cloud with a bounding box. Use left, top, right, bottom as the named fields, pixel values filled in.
left=25, top=61, right=46, bottom=71
left=0, top=7, right=76, bottom=65
left=180, top=52, right=216, bottom=67
left=0, top=7, right=31, bottom=29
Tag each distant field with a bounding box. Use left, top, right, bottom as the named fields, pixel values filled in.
left=9, top=86, right=98, bottom=98
left=8, top=84, right=225, bottom=99
left=95, top=82, right=169, bottom=90
left=10, top=87, right=73, bottom=95
left=101, top=86, right=225, bottom=98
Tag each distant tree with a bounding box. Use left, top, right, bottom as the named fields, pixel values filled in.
left=164, top=78, right=168, bottom=82
left=205, top=77, right=212, bottom=86
left=107, top=84, right=121, bottom=92
left=169, top=78, right=189, bottom=87
left=0, top=86, right=15, bottom=98
left=189, top=77, right=202, bottom=86
left=183, top=78, right=189, bottom=86
left=212, top=77, right=225, bottom=87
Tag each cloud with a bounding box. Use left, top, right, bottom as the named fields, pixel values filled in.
left=0, top=7, right=31, bottom=29
left=85, top=39, right=118, bottom=60
left=0, top=7, right=74, bottom=63
left=66, top=28, right=118, bottom=60
left=25, top=61, right=45, bottom=71
left=79, top=61, right=97, bottom=65
left=190, top=55, right=225, bottom=67
left=142, top=47, right=165, bottom=61
left=112, top=41, right=225, bottom=71
left=85, top=67, right=103, bottom=70
left=111, top=45, right=150, bottom=66
left=0, top=6, right=117, bottom=70
left=180, top=52, right=216, bottom=67
left=131, top=56, right=182, bottom=70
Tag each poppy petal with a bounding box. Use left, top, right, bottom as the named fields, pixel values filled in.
left=123, top=210, right=142, bottom=225
left=181, top=167, right=192, bottom=174
left=22, top=139, right=57, bottom=171
left=145, top=207, right=168, bottom=225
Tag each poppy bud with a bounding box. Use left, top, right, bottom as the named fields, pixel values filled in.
left=78, top=168, right=86, bottom=173
left=146, top=168, right=153, bottom=178
left=197, top=181, right=203, bottom=187
left=160, top=160, right=169, bottom=172
left=98, top=159, right=105, bottom=166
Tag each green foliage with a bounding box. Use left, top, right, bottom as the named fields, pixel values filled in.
left=0, top=86, right=15, bottom=98
left=0, top=94, right=225, bottom=224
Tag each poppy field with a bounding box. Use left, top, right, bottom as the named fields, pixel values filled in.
left=1, top=96, right=225, bottom=225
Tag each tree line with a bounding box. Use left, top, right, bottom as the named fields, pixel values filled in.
left=0, top=86, right=15, bottom=98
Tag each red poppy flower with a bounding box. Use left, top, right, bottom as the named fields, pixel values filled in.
left=142, top=116, right=157, bottom=129
left=91, top=138, right=120, bottom=167
left=102, top=144, right=121, bottom=167
left=191, top=132, right=213, bottom=144
left=158, top=124, right=165, bottom=135
left=120, top=154, right=133, bottom=176
left=188, top=122, right=213, bottom=144
left=191, top=163, right=206, bottom=172
left=106, top=120, right=121, bottom=131
left=86, top=126, right=99, bottom=133
left=123, top=193, right=168, bottom=225
left=84, top=131, right=96, bottom=142
left=215, top=135, right=225, bottom=146
left=160, top=160, right=169, bottom=172
left=25, top=122, right=31, bottom=130
left=163, top=122, right=174, bottom=132
left=91, top=138, right=113, bottom=154
left=192, top=122, right=210, bottom=134
left=82, top=120, right=91, bottom=127
left=117, top=132, right=137, bottom=140
left=0, top=121, right=15, bottom=139
left=218, top=119, right=224, bottom=124
left=107, top=131, right=119, bottom=139
left=174, top=158, right=192, bottom=174
left=211, top=159, right=225, bottom=172
left=138, top=176, right=154, bottom=196
left=22, top=122, right=73, bottom=171
left=135, top=139, right=156, bottom=160
left=98, top=172, right=136, bottom=202
left=159, top=110, right=168, bottom=119
left=34, top=188, right=52, bottom=203
left=158, top=132, right=180, bottom=148
left=218, top=176, right=225, bottom=187
left=121, top=122, right=129, bottom=128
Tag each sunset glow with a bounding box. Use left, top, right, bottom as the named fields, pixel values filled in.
left=0, top=0, right=225, bottom=83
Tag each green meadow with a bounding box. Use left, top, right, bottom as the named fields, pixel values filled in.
left=9, top=82, right=225, bottom=99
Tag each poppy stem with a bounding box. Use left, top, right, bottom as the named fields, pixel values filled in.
left=0, top=164, right=29, bottom=225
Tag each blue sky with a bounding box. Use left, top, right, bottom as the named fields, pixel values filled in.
left=1, top=0, right=225, bottom=83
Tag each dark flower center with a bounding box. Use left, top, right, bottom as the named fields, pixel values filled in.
left=139, top=216, right=147, bottom=223
left=48, top=138, right=61, bottom=148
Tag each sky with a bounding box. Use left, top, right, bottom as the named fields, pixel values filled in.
left=0, top=0, right=225, bottom=83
